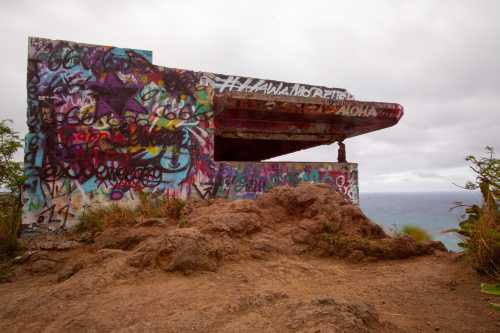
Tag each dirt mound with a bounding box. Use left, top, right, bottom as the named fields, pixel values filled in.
left=180, top=183, right=445, bottom=265
left=220, top=292, right=397, bottom=333
left=105, top=183, right=444, bottom=274
left=15, top=183, right=446, bottom=279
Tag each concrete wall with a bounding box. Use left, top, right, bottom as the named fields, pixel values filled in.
left=23, top=37, right=358, bottom=230
left=208, top=162, right=358, bottom=201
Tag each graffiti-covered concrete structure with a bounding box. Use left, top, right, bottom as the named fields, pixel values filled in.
left=24, top=37, right=403, bottom=230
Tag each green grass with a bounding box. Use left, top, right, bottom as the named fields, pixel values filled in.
left=480, top=283, right=500, bottom=311
left=400, top=225, right=432, bottom=242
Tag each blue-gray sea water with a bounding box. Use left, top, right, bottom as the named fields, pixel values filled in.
left=359, top=191, right=482, bottom=252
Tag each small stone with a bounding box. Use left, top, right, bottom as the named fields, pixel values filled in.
left=57, top=262, right=84, bottom=282
left=12, top=251, right=35, bottom=264
left=38, top=240, right=79, bottom=251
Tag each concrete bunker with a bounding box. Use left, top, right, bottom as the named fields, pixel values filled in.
left=23, top=37, right=403, bottom=230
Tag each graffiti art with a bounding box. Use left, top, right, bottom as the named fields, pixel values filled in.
left=24, top=37, right=402, bottom=230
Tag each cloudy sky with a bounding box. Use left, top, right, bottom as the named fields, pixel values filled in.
left=1, top=0, right=498, bottom=192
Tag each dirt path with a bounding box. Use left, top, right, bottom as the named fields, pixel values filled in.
left=2, top=185, right=499, bottom=332
left=1, top=253, right=499, bottom=332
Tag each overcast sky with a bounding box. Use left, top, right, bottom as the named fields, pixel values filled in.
left=1, top=0, right=498, bottom=192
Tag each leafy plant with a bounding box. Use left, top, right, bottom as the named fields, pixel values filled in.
left=0, top=119, right=24, bottom=195
left=0, top=195, right=23, bottom=257
left=448, top=146, right=499, bottom=276
left=0, top=119, right=25, bottom=259
left=480, top=283, right=500, bottom=311
left=480, top=283, right=500, bottom=296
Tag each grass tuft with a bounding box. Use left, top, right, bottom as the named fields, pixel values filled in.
left=400, top=225, right=432, bottom=243
left=136, top=192, right=185, bottom=219
left=74, top=195, right=187, bottom=233
left=75, top=204, right=137, bottom=233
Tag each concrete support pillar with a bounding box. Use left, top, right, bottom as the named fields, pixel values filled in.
left=337, top=140, right=347, bottom=163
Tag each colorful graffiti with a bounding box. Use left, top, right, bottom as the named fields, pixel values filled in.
left=25, top=38, right=215, bottom=229
left=207, top=162, right=358, bottom=201
left=24, top=37, right=365, bottom=230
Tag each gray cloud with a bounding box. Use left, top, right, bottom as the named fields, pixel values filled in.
left=1, top=0, right=499, bottom=191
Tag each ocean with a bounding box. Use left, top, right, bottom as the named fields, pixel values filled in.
left=359, top=191, right=483, bottom=252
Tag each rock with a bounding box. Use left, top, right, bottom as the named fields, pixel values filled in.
left=157, top=229, right=218, bottom=273
left=252, top=241, right=274, bottom=253
left=38, top=240, right=79, bottom=251
left=57, top=262, right=84, bottom=282
left=12, top=251, right=35, bottom=264
left=234, top=291, right=289, bottom=312
left=128, top=228, right=219, bottom=273
left=426, top=240, right=448, bottom=253
left=284, top=297, right=389, bottom=332
left=29, top=259, right=58, bottom=274
left=313, top=297, right=338, bottom=306
left=78, top=232, right=94, bottom=244
left=94, top=228, right=150, bottom=250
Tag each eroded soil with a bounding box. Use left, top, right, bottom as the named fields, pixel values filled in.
left=1, top=184, right=499, bottom=332
left=2, top=253, right=500, bottom=332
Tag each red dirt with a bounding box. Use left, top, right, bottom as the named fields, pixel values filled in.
left=1, top=184, right=499, bottom=332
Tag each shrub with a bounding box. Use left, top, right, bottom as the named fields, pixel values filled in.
left=450, top=147, right=499, bottom=277
left=0, top=119, right=24, bottom=259
left=401, top=225, right=432, bottom=243
left=0, top=194, right=23, bottom=258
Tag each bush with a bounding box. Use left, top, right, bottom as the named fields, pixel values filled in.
left=450, top=147, right=499, bottom=277
left=401, top=225, right=432, bottom=243
left=0, top=194, right=23, bottom=258
left=0, top=119, right=24, bottom=259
